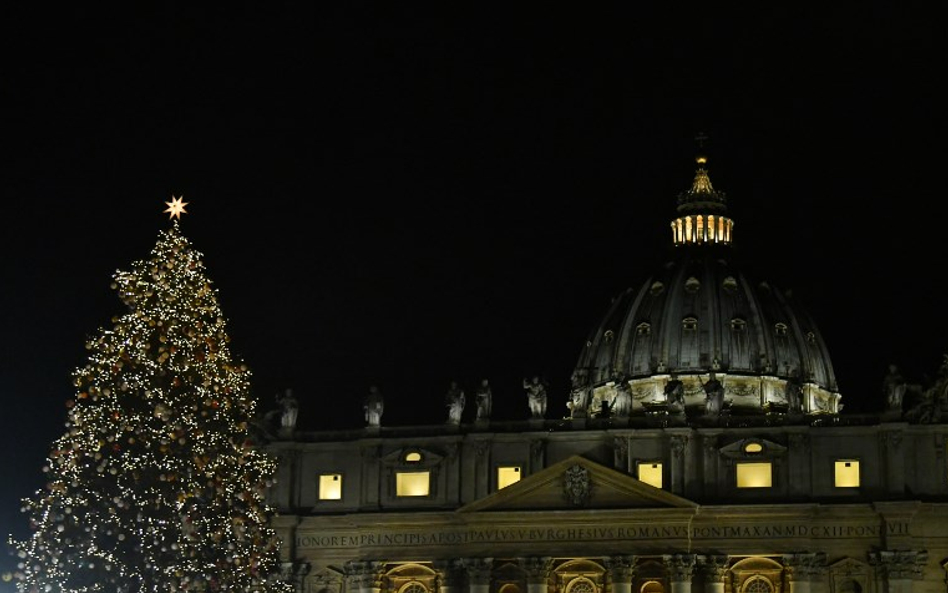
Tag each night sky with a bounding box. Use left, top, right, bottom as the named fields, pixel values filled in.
left=1, top=4, right=944, bottom=578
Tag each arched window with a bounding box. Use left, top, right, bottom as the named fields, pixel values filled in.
left=400, top=582, right=428, bottom=593
left=641, top=581, right=664, bottom=593
left=838, top=580, right=862, bottom=593
left=499, top=585, right=521, bottom=593
left=742, top=577, right=773, bottom=593
left=566, top=578, right=597, bottom=593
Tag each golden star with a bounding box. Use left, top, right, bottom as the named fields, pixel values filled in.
left=164, top=195, right=189, bottom=220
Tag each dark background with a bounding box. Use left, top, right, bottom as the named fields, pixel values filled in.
left=1, top=3, right=944, bottom=580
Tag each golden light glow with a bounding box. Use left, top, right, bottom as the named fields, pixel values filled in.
left=163, top=195, right=188, bottom=220
left=744, top=442, right=763, bottom=453
left=834, top=460, right=860, bottom=487
left=672, top=215, right=734, bottom=246
left=318, top=473, right=342, bottom=500
left=396, top=471, right=430, bottom=496
left=737, top=462, right=772, bottom=487
left=405, top=452, right=422, bottom=462
left=497, top=466, right=521, bottom=489
left=637, top=462, right=663, bottom=488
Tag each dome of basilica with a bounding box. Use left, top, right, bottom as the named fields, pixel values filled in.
left=570, top=153, right=842, bottom=422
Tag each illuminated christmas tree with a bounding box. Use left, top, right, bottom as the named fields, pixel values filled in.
left=10, top=200, right=292, bottom=592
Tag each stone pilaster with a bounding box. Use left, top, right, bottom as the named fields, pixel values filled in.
left=668, top=432, right=691, bottom=496
left=308, top=570, right=342, bottom=593
left=435, top=559, right=464, bottom=593
left=664, top=554, right=697, bottom=593
left=462, top=557, right=494, bottom=593
left=279, top=561, right=311, bottom=593
left=783, top=553, right=827, bottom=593
left=345, top=560, right=385, bottom=593
left=530, top=441, right=546, bottom=474
left=604, top=555, right=635, bottom=593
left=881, top=428, right=907, bottom=496
left=869, top=550, right=927, bottom=593
left=786, top=431, right=810, bottom=498
left=614, top=437, right=630, bottom=471
left=361, top=444, right=381, bottom=509
left=519, top=557, right=553, bottom=593
left=697, top=555, right=727, bottom=593
left=473, top=440, right=491, bottom=499
left=700, top=433, right=720, bottom=499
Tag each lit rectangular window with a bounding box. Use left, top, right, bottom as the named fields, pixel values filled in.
left=637, top=462, right=663, bottom=488
left=318, top=473, right=342, bottom=500
left=834, top=460, right=860, bottom=487
left=736, top=462, right=772, bottom=488
left=497, top=466, right=521, bottom=489
left=396, top=471, right=430, bottom=496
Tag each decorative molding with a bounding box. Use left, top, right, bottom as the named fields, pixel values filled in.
left=880, top=431, right=904, bottom=450
left=868, top=550, right=927, bottom=580
left=697, top=555, right=728, bottom=582
left=670, top=435, right=689, bottom=459
left=461, top=557, right=494, bottom=586
left=433, top=559, right=464, bottom=586
left=563, top=464, right=592, bottom=507
left=663, top=554, right=696, bottom=582
left=519, top=557, right=554, bottom=585
left=603, top=555, right=635, bottom=583
left=613, top=437, right=629, bottom=467
left=783, top=553, right=827, bottom=580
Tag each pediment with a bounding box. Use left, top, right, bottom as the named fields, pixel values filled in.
left=458, top=455, right=696, bottom=512
left=380, top=446, right=444, bottom=468
left=719, top=437, right=787, bottom=459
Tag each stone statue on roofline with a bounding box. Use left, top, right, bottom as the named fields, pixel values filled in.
left=364, top=385, right=384, bottom=427
left=445, top=380, right=466, bottom=425
left=475, top=378, right=492, bottom=421
left=523, top=375, right=548, bottom=419
left=276, top=388, right=299, bottom=431
left=568, top=372, right=590, bottom=418
left=903, top=354, right=948, bottom=424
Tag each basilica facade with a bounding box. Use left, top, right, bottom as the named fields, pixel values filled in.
left=262, top=154, right=948, bottom=593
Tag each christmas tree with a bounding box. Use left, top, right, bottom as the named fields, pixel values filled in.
left=9, top=201, right=292, bottom=592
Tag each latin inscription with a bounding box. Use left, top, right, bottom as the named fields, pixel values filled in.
left=295, top=521, right=909, bottom=549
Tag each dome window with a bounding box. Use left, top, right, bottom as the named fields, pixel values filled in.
left=650, top=281, right=664, bottom=295
left=682, top=317, right=698, bottom=331
left=636, top=322, right=651, bottom=336
left=685, top=276, right=701, bottom=293
left=806, top=331, right=816, bottom=344
left=730, top=317, right=746, bottom=332
left=604, top=330, right=615, bottom=342
left=723, top=276, right=738, bottom=292
left=774, top=323, right=788, bottom=337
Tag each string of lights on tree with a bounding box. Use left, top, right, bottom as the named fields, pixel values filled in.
left=9, top=197, right=292, bottom=592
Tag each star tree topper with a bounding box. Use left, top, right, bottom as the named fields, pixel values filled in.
left=164, top=195, right=189, bottom=220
